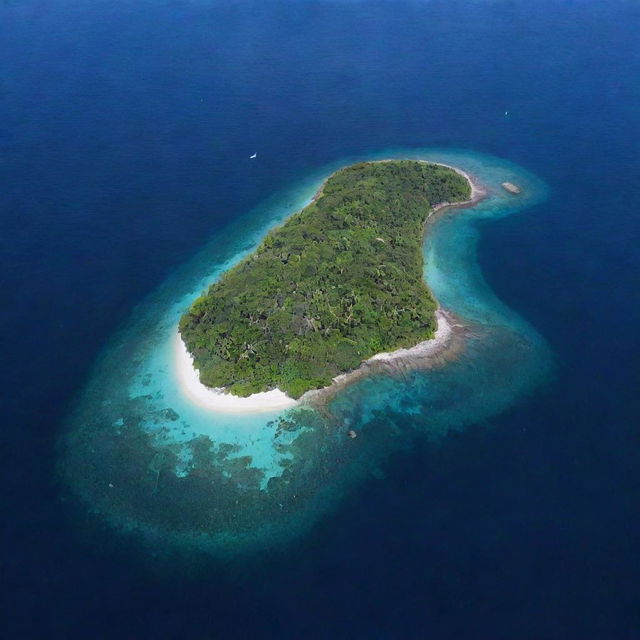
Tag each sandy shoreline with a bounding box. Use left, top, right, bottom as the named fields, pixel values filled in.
left=175, top=310, right=462, bottom=414
left=299, top=309, right=466, bottom=408
left=425, top=161, right=486, bottom=213
left=174, top=162, right=485, bottom=414
left=174, top=333, right=298, bottom=413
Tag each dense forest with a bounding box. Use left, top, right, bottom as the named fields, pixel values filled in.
left=179, top=161, right=470, bottom=398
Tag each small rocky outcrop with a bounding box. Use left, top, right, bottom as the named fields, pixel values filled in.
left=501, top=182, right=521, bottom=195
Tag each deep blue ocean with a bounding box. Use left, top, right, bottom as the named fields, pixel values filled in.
left=3, top=1, right=640, bottom=638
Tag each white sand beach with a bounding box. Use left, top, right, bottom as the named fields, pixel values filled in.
left=174, top=332, right=298, bottom=413
left=175, top=310, right=455, bottom=414
left=368, top=309, right=453, bottom=362
left=174, top=161, right=481, bottom=414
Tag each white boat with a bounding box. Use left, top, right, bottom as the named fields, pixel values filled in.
left=249, top=152, right=257, bottom=159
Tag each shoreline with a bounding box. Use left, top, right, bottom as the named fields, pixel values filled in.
left=174, top=333, right=299, bottom=413
left=175, top=309, right=464, bottom=414
left=299, top=308, right=466, bottom=408
left=175, top=161, right=485, bottom=414
left=427, top=161, right=487, bottom=212
left=311, top=159, right=487, bottom=211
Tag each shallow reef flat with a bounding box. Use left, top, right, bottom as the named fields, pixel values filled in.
left=60, top=149, right=553, bottom=558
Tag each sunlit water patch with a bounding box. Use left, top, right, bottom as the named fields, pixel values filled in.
left=60, top=149, right=553, bottom=557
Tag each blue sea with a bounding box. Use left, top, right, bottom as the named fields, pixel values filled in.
left=3, top=1, right=639, bottom=638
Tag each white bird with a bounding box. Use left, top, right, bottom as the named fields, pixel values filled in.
left=249, top=152, right=257, bottom=159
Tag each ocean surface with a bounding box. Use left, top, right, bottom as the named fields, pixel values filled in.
left=3, top=1, right=639, bottom=638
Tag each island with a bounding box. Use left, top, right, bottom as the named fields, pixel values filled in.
left=178, top=160, right=475, bottom=405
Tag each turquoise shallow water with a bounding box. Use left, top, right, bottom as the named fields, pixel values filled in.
left=61, top=149, right=553, bottom=556
left=7, top=2, right=637, bottom=633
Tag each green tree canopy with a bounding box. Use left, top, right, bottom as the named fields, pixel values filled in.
left=179, top=160, right=470, bottom=397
